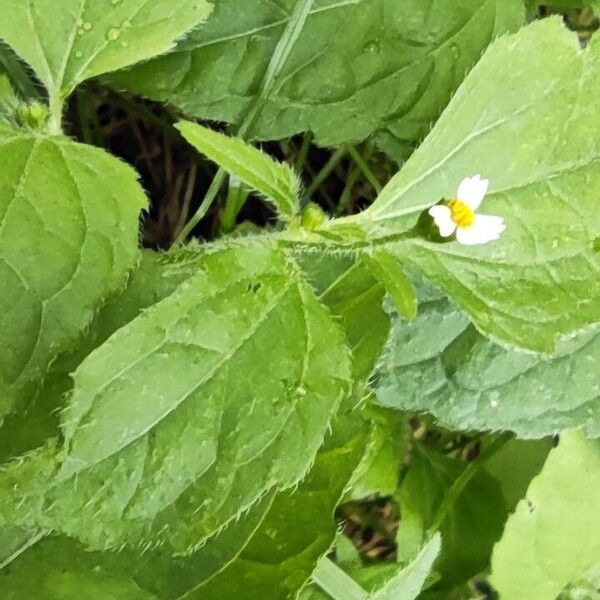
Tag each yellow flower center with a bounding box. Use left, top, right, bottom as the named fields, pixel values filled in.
left=448, top=199, right=475, bottom=228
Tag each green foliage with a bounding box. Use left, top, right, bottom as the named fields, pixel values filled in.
left=187, top=411, right=368, bottom=600
left=299, top=253, right=390, bottom=382
left=0, top=248, right=209, bottom=465
left=369, top=535, right=441, bottom=600
left=305, top=535, right=441, bottom=600
left=109, top=0, right=524, bottom=153
left=0, top=527, right=43, bottom=570
left=396, top=442, right=506, bottom=587
left=0, top=129, right=145, bottom=417
left=367, top=251, right=417, bottom=321
left=361, top=19, right=600, bottom=352
left=490, top=432, right=600, bottom=599
left=396, top=436, right=552, bottom=594
left=0, top=75, right=20, bottom=125
left=0, top=0, right=212, bottom=103
left=0, top=2, right=599, bottom=599
left=0, top=410, right=367, bottom=600
left=3, top=242, right=352, bottom=552
left=484, top=438, right=553, bottom=509
left=347, top=406, right=408, bottom=500
left=376, top=280, right=600, bottom=438
left=177, top=121, right=301, bottom=219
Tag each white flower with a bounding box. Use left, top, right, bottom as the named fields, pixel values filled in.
left=428, top=175, right=506, bottom=246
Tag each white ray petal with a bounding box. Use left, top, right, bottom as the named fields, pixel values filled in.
left=455, top=214, right=506, bottom=246
left=429, top=205, right=456, bottom=237
left=456, top=174, right=489, bottom=210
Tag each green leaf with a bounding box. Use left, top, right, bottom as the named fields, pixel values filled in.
left=0, top=247, right=209, bottom=464
left=5, top=494, right=276, bottom=599
left=295, top=252, right=390, bottom=384
left=366, top=251, right=417, bottom=321
left=361, top=19, right=600, bottom=352
left=176, top=120, right=300, bottom=219
left=484, top=438, right=553, bottom=509
left=375, top=281, right=600, bottom=438
left=4, top=241, right=352, bottom=552
left=0, top=527, right=43, bottom=571
left=0, top=43, right=39, bottom=103
left=0, top=75, right=19, bottom=124
left=347, top=406, right=408, bottom=500
left=0, top=523, right=257, bottom=598
left=0, top=536, right=160, bottom=599
left=396, top=443, right=506, bottom=587
left=0, top=0, right=213, bottom=100
left=306, top=535, right=441, bottom=600
left=3, top=241, right=384, bottom=471
left=0, top=411, right=367, bottom=600
left=490, top=431, right=600, bottom=600
left=50, top=246, right=211, bottom=378
left=310, top=557, right=370, bottom=600
left=370, top=534, right=441, bottom=600
left=0, top=128, right=145, bottom=418
left=0, top=500, right=279, bottom=598
left=108, top=0, right=523, bottom=150
left=182, top=411, right=367, bottom=600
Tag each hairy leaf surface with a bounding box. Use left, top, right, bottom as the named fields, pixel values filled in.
left=0, top=411, right=366, bottom=600
left=362, top=20, right=600, bottom=351
left=375, top=282, right=600, bottom=438
left=4, top=242, right=352, bottom=552
left=177, top=121, right=300, bottom=219
left=0, top=247, right=209, bottom=463
left=0, top=0, right=213, bottom=99
left=182, top=411, right=367, bottom=599
left=0, top=128, right=145, bottom=417
left=109, top=0, right=523, bottom=150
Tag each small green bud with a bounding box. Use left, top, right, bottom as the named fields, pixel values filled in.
left=300, top=202, right=328, bottom=230
left=17, top=101, right=49, bottom=130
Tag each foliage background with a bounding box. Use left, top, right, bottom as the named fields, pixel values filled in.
left=0, top=2, right=599, bottom=600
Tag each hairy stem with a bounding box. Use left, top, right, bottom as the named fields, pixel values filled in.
left=47, top=93, right=64, bottom=135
